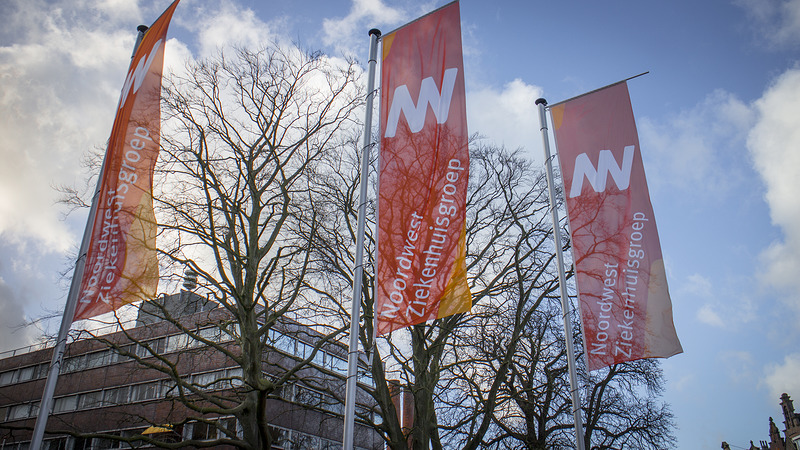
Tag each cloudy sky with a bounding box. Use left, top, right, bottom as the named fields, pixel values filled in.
left=2, top=0, right=800, bottom=447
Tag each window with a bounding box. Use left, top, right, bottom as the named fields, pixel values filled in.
left=193, top=371, right=222, bottom=390
left=327, top=355, right=347, bottom=374
left=162, top=380, right=179, bottom=397
left=272, top=383, right=291, bottom=400
left=193, top=368, right=243, bottom=391
left=357, top=369, right=374, bottom=387
left=312, top=348, right=325, bottom=367
left=217, top=417, right=238, bottom=439
left=135, top=338, right=165, bottom=358
left=166, top=334, right=189, bottom=352
left=7, top=402, right=37, bottom=420
left=34, top=363, right=48, bottom=379
left=133, top=343, right=148, bottom=358
left=130, top=382, right=161, bottom=402
left=295, top=386, right=342, bottom=415
left=43, top=437, right=68, bottom=450
left=16, top=366, right=35, bottom=382
left=7, top=364, right=46, bottom=383
left=102, top=386, right=129, bottom=406
left=320, top=439, right=343, bottom=450
left=85, top=351, right=110, bottom=369
left=93, top=437, right=118, bottom=450
left=94, top=430, right=140, bottom=449
left=227, top=367, right=243, bottom=387
left=196, top=326, right=228, bottom=343
left=94, top=435, right=127, bottom=449
left=269, top=426, right=290, bottom=450
left=0, top=369, right=15, bottom=385
left=190, top=421, right=216, bottom=441
left=53, top=395, right=78, bottom=413
left=357, top=405, right=382, bottom=425
left=291, top=433, right=319, bottom=449
left=78, top=391, right=103, bottom=409
left=72, top=437, right=93, bottom=450
left=61, top=355, right=84, bottom=373
left=296, top=341, right=313, bottom=359
left=62, top=351, right=115, bottom=372
left=4, top=443, right=30, bottom=450
left=187, top=417, right=238, bottom=441
left=7, top=404, right=29, bottom=420
left=274, top=332, right=295, bottom=354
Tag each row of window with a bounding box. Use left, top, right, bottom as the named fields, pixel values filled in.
left=0, top=326, right=373, bottom=389
left=269, top=329, right=348, bottom=374
left=2, top=421, right=374, bottom=450
left=1, top=418, right=233, bottom=449
left=266, top=329, right=374, bottom=387
left=2, top=367, right=246, bottom=422
left=0, top=325, right=235, bottom=388
left=270, top=424, right=353, bottom=450
left=288, top=383, right=381, bottom=426
left=4, top=371, right=380, bottom=428
left=0, top=362, right=48, bottom=386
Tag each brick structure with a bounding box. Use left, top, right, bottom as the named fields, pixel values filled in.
left=0, top=292, right=382, bottom=449
left=722, top=393, right=800, bottom=450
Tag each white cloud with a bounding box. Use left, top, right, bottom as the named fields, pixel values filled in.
left=763, top=353, right=800, bottom=401
left=467, top=78, right=543, bottom=158
left=184, top=1, right=282, bottom=57
left=0, top=1, right=136, bottom=251
left=0, top=273, right=43, bottom=353
left=638, top=89, right=754, bottom=196
left=322, top=0, right=405, bottom=54
left=96, top=0, right=142, bottom=23
left=696, top=304, right=725, bottom=328
left=677, top=273, right=757, bottom=328
left=735, top=0, right=800, bottom=48
left=748, top=66, right=800, bottom=312
left=0, top=0, right=190, bottom=344
left=0, top=239, right=66, bottom=353
left=684, top=273, right=713, bottom=298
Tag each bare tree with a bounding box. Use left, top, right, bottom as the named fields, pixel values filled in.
left=306, top=141, right=562, bottom=449
left=581, top=358, right=675, bottom=450
left=423, top=144, right=677, bottom=450
left=433, top=146, right=569, bottom=450
left=41, top=43, right=367, bottom=449
left=446, top=269, right=676, bottom=449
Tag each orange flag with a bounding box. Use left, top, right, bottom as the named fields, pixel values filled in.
left=376, top=1, right=471, bottom=334
left=551, top=82, right=682, bottom=370
left=75, top=1, right=179, bottom=321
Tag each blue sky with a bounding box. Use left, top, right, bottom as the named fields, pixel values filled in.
left=2, top=0, right=800, bottom=448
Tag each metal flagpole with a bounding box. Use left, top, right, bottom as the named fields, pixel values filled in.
left=29, top=25, right=149, bottom=450
left=343, top=28, right=381, bottom=450
left=535, top=97, right=587, bottom=450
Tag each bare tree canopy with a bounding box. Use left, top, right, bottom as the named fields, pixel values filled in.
left=33, top=43, right=369, bottom=449
left=33, top=41, right=676, bottom=450
left=310, top=137, right=676, bottom=450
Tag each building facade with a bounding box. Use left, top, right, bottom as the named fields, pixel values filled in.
left=722, top=393, right=800, bottom=450
left=0, top=292, right=382, bottom=449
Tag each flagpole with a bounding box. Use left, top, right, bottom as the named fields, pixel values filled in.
left=29, top=25, right=149, bottom=450
left=535, top=98, right=587, bottom=450
left=343, top=28, right=381, bottom=450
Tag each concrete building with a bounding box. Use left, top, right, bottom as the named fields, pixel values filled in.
left=0, top=291, right=382, bottom=449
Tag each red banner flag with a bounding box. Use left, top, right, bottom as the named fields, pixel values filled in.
left=376, top=1, right=471, bottom=334
left=74, top=1, right=179, bottom=321
left=551, top=82, right=682, bottom=370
